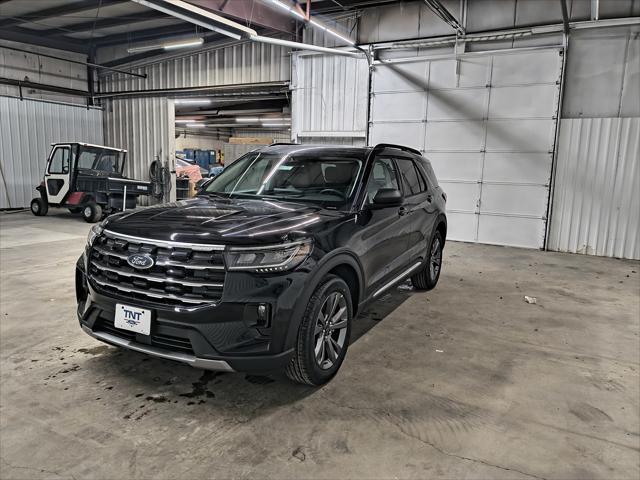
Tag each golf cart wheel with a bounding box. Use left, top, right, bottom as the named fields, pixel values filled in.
left=411, top=231, right=443, bottom=291
left=30, top=197, right=48, bottom=216
left=82, top=202, right=102, bottom=223
left=286, top=274, right=352, bottom=386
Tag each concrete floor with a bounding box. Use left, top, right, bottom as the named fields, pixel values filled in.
left=1, top=209, right=638, bottom=480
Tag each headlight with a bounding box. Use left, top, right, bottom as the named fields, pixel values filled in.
left=225, top=241, right=311, bottom=273
left=87, top=223, right=104, bottom=247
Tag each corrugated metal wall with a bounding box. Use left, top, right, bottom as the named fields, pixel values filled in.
left=548, top=118, right=639, bottom=259
left=0, top=40, right=89, bottom=105
left=548, top=26, right=640, bottom=259
left=291, top=52, right=369, bottom=146
left=0, top=97, right=103, bottom=209
left=102, top=97, right=175, bottom=204
left=100, top=40, right=290, bottom=92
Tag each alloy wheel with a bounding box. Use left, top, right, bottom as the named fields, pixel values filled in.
left=314, top=291, right=348, bottom=370
left=430, top=237, right=442, bottom=279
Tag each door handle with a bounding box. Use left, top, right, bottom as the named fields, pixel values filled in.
left=398, top=206, right=408, bottom=216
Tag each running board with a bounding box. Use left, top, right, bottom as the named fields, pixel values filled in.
left=372, top=261, right=423, bottom=298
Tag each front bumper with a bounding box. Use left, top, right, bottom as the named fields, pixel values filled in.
left=76, top=256, right=308, bottom=373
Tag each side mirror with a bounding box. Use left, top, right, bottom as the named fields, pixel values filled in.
left=196, top=177, right=214, bottom=193
left=371, top=188, right=403, bottom=208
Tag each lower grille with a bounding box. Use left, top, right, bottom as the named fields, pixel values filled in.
left=93, top=317, right=195, bottom=356
left=88, top=230, right=226, bottom=308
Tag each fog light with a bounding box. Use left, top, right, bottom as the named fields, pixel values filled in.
left=257, top=304, right=270, bottom=327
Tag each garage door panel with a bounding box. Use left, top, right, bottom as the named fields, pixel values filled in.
left=428, top=153, right=483, bottom=182
left=489, top=84, right=558, bottom=118
left=427, top=89, right=487, bottom=120
left=446, top=212, right=479, bottom=242
left=481, top=184, right=549, bottom=217
left=477, top=215, right=545, bottom=248
left=373, top=62, right=428, bottom=92
left=485, top=119, right=555, bottom=152
left=483, top=153, right=552, bottom=184
left=426, top=121, right=485, bottom=151
left=491, top=49, right=561, bottom=85
left=370, top=122, right=423, bottom=150
left=369, top=48, right=561, bottom=249
left=373, top=92, right=426, bottom=121
left=438, top=181, right=479, bottom=212
left=429, top=57, right=490, bottom=89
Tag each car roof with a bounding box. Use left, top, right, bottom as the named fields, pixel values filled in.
left=51, top=142, right=126, bottom=153
left=256, top=144, right=372, bottom=156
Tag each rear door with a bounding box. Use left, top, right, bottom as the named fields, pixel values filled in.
left=45, top=145, right=73, bottom=204
left=395, top=155, right=438, bottom=263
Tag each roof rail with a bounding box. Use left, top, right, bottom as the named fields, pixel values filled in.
left=371, top=143, right=422, bottom=156
left=269, top=142, right=298, bottom=147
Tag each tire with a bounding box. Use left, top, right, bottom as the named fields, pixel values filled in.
left=411, top=230, right=443, bottom=291
left=286, top=275, right=352, bottom=386
left=82, top=202, right=102, bottom=223
left=30, top=197, right=48, bottom=216
left=68, top=207, right=82, bottom=214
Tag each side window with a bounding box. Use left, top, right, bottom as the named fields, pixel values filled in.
left=396, top=158, right=425, bottom=196
left=48, top=147, right=70, bottom=174
left=365, top=157, right=399, bottom=204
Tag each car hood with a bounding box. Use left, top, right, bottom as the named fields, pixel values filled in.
left=102, top=196, right=348, bottom=245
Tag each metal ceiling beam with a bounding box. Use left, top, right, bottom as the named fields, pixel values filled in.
left=42, top=12, right=168, bottom=37
left=423, top=0, right=465, bottom=35
left=560, top=0, right=570, bottom=35
left=186, top=0, right=294, bottom=34
left=0, top=76, right=91, bottom=97
left=0, top=26, right=90, bottom=53
left=134, top=0, right=360, bottom=57
left=0, top=0, right=128, bottom=29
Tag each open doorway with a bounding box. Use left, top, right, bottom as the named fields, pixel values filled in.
left=173, top=84, right=291, bottom=199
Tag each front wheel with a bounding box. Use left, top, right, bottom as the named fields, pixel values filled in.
left=411, top=231, right=443, bottom=291
left=286, top=275, right=352, bottom=386
left=82, top=202, right=102, bottom=223
left=30, top=197, right=48, bottom=216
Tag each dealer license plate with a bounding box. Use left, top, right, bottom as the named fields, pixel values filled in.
left=114, top=303, right=151, bottom=335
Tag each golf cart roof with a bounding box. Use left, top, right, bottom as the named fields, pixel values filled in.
left=50, top=142, right=127, bottom=153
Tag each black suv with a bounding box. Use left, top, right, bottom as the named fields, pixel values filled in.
left=76, top=144, right=447, bottom=385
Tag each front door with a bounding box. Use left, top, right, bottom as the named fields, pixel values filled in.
left=45, top=145, right=73, bottom=204
left=355, top=155, right=413, bottom=297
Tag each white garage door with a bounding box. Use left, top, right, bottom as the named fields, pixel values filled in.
left=369, top=47, right=563, bottom=248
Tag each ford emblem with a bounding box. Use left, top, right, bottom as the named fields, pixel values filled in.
left=127, top=253, right=155, bottom=269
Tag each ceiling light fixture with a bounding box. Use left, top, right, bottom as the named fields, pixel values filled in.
left=174, top=99, right=212, bottom=105
left=186, top=123, right=206, bottom=128
left=127, top=36, right=204, bottom=53
left=163, top=37, right=204, bottom=50
left=261, top=122, right=291, bottom=127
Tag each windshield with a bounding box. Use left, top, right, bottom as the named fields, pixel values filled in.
left=204, top=150, right=363, bottom=207
left=77, top=146, right=124, bottom=173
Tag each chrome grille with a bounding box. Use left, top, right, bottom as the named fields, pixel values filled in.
left=88, top=230, right=225, bottom=307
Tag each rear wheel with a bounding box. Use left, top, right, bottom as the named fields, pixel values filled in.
left=411, top=231, right=443, bottom=291
left=30, top=197, right=48, bottom=216
left=82, top=202, right=102, bottom=223
left=286, top=275, right=352, bottom=386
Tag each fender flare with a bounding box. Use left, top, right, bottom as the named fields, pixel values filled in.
left=283, top=250, right=365, bottom=350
